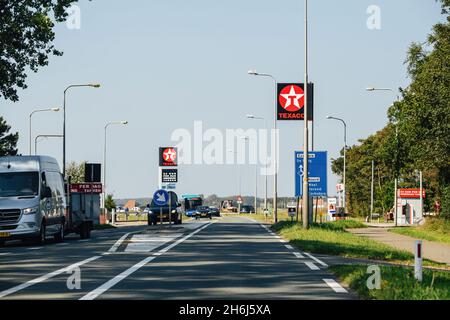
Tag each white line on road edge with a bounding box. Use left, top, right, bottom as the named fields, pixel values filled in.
left=80, top=222, right=215, bottom=300
left=293, top=252, right=305, bottom=259
left=323, top=279, right=348, bottom=293
left=285, top=245, right=294, bottom=250
left=108, top=232, right=131, bottom=252
left=303, top=252, right=328, bottom=267
left=0, top=255, right=101, bottom=298
left=304, top=261, right=320, bottom=270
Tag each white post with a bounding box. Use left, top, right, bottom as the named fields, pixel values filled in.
left=111, top=208, right=116, bottom=225
left=370, top=160, right=374, bottom=221
left=414, top=240, right=423, bottom=282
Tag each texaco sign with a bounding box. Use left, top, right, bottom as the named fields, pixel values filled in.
left=277, top=83, right=314, bottom=121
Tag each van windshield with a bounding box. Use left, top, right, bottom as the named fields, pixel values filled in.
left=0, top=172, right=39, bottom=197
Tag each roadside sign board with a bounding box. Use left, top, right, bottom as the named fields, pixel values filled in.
left=277, top=83, right=314, bottom=121
left=162, top=183, right=176, bottom=190
left=237, top=196, right=243, bottom=204
left=70, top=183, right=102, bottom=194
left=295, top=151, right=328, bottom=197
left=84, top=163, right=101, bottom=183
left=162, top=169, right=178, bottom=183
left=153, top=189, right=169, bottom=206
left=287, top=206, right=297, bottom=217
left=327, top=197, right=337, bottom=215
left=159, top=147, right=178, bottom=167
left=398, top=189, right=426, bottom=199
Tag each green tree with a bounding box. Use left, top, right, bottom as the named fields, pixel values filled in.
left=65, top=161, right=85, bottom=183
left=104, top=194, right=116, bottom=213
left=0, top=117, right=19, bottom=156
left=0, top=0, right=91, bottom=102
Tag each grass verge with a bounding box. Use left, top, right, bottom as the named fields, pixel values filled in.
left=329, top=264, right=450, bottom=300
left=272, top=221, right=445, bottom=267
left=389, top=218, right=450, bottom=245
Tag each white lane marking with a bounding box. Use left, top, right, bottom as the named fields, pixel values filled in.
left=79, top=239, right=91, bottom=243
left=57, top=243, right=69, bottom=246
left=27, top=247, right=42, bottom=250
left=304, top=261, right=320, bottom=270
left=279, top=239, right=288, bottom=243
left=124, top=234, right=182, bottom=253
left=0, top=252, right=10, bottom=256
left=303, top=252, right=328, bottom=267
left=108, top=232, right=130, bottom=252
left=285, top=245, right=294, bottom=250
left=323, top=279, right=348, bottom=293
left=0, top=256, right=101, bottom=298
left=293, top=252, right=305, bottom=259
left=79, top=256, right=156, bottom=301
left=80, top=222, right=214, bottom=300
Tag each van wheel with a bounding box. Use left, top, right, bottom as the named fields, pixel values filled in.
left=38, top=222, right=46, bottom=244
left=54, top=223, right=64, bottom=242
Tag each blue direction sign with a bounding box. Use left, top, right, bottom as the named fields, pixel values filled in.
left=153, top=189, right=169, bottom=206
left=295, top=151, right=328, bottom=197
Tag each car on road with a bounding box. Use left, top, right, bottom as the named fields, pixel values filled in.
left=0, top=156, right=66, bottom=246
left=194, top=206, right=212, bottom=220
left=147, top=191, right=182, bottom=226
left=208, top=206, right=220, bottom=217
left=240, top=205, right=256, bottom=214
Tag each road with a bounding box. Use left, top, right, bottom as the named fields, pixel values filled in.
left=0, top=216, right=355, bottom=300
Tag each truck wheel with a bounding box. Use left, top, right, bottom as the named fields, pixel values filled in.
left=54, top=223, right=65, bottom=242
left=80, top=224, right=87, bottom=239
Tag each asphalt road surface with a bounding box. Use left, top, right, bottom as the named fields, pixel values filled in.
left=0, top=216, right=355, bottom=300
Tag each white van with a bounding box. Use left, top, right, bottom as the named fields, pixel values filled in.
left=0, top=156, right=66, bottom=245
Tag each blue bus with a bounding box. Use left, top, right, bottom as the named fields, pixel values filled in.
left=182, top=195, right=203, bottom=217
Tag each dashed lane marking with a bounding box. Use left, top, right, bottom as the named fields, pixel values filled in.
left=304, top=261, right=320, bottom=270
left=80, top=222, right=215, bottom=300
left=323, top=279, right=348, bottom=293
left=304, top=252, right=328, bottom=267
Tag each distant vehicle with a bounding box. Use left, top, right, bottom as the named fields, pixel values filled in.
left=208, top=206, right=220, bottom=217
left=182, top=195, right=203, bottom=217
left=221, top=200, right=238, bottom=213
left=147, top=191, right=182, bottom=226
left=240, top=205, right=255, bottom=214
left=194, top=206, right=212, bottom=220
left=0, top=156, right=66, bottom=245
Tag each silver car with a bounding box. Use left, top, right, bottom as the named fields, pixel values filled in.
left=0, top=156, right=66, bottom=245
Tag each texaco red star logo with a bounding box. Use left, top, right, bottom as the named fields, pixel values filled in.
left=163, top=148, right=177, bottom=163
left=279, top=85, right=305, bottom=112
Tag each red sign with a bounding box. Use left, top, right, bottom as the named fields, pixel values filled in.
left=70, top=183, right=103, bottom=194
left=277, top=83, right=314, bottom=121
left=398, top=188, right=426, bottom=199
left=159, top=147, right=178, bottom=167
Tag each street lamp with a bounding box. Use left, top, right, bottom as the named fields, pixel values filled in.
left=63, top=83, right=101, bottom=178
left=366, top=86, right=400, bottom=226
left=246, top=114, right=268, bottom=212
left=35, top=135, right=63, bottom=155
left=326, top=116, right=347, bottom=215
left=103, top=121, right=128, bottom=213
left=248, top=70, right=279, bottom=223
left=29, top=108, right=60, bottom=155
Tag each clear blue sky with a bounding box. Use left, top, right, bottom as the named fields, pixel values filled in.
left=1, top=0, right=444, bottom=199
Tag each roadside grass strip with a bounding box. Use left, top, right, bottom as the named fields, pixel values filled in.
left=80, top=222, right=215, bottom=300
left=0, top=256, right=101, bottom=298
left=329, top=264, right=450, bottom=300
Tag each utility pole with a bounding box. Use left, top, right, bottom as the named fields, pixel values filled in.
left=302, top=0, right=310, bottom=229
left=370, top=160, right=374, bottom=222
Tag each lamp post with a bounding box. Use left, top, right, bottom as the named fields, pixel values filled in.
left=35, top=135, right=63, bottom=155
left=246, top=114, right=268, bottom=212
left=228, top=149, right=241, bottom=210
left=326, top=116, right=347, bottom=214
left=248, top=70, right=278, bottom=223
left=29, top=108, right=60, bottom=155
left=103, top=121, right=128, bottom=213
left=367, top=86, right=400, bottom=226
left=63, top=84, right=101, bottom=178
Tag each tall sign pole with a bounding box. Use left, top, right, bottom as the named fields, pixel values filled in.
left=302, top=0, right=310, bottom=229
